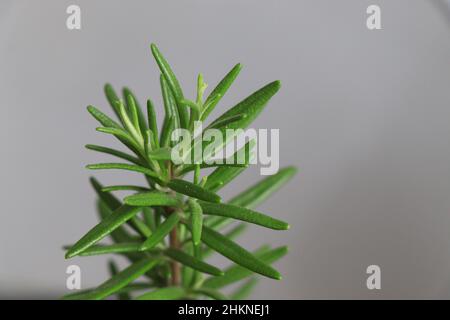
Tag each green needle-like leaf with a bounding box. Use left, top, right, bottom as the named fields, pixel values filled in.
left=202, top=63, right=242, bottom=120
left=102, top=185, right=151, bottom=193
left=164, top=248, right=223, bottom=276
left=168, top=179, right=221, bottom=203
left=140, top=213, right=180, bottom=251
left=85, top=144, right=142, bottom=165
left=150, top=43, right=189, bottom=129
left=207, top=113, right=247, bottom=130
left=66, top=205, right=142, bottom=259
left=65, top=243, right=142, bottom=256
left=160, top=74, right=181, bottom=131
left=188, top=199, right=203, bottom=246
left=87, top=105, right=121, bottom=129
left=199, top=202, right=289, bottom=230
left=65, top=258, right=160, bottom=300
left=104, top=83, right=122, bottom=119
left=203, top=246, right=288, bottom=289
left=146, top=99, right=159, bottom=146
left=108, top=260, right=131, bottom=300
left=135, top=286, right=185, bottom=300
left=147, top=147, right=172, bottom=160
left=124, top=191, right=180, bottom=207
left=213, top=80, right=281, bottom=131
left=229, top=166, right=297, bottom=209
left=86, top=163, right=159, bottom=179
left=123, top=87, right=148, bottom=136
left=199, top=226, right=281, bottom=280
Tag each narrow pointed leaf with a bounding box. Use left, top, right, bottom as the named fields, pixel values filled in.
left=90, top=177, right=121, bottom=210
left=160, top=115, right=175, bottom=148
left=160, top=74, right=180, bottom=130
left=86, top=163, right=159, bottom=179
left=104, top=83, right=122, bottom=119
left=207, top=113, right=247, bottom=130
left=151, top=43, right=189, bottom=128
left=202, top=223, right=246, bottom=257
left=203, top=246, right=288, bottom=289
left=164, top=248, right=223, bottom=276
left=87, top=105, right=121, bottom=129
left=135, top=286, right=185, bottom=300
left=229, top=166, right=297, bottom=209
left=102, top=185, right=150, bottom=193
left=85, top=144, right=141, bottom=165
left=124, top=191, right=180, bottom=207
left=199, top=225, right=281, bottom=280
left=213, top=80, right=280, bottom=130
left=202, top=63, right=242, bottom=120
left=188, top=199, right=203, bottom=246
left=148, top=147, right=172, bottom=160
left=123, top=87, right=148, bottom=135
left=108, top=260, right=130, bottom=300
left=168, top=179, right=221, bottom=203
left=199, top=202, right=289, bottom=230
left=146, top=99, right=159, bottom=146
left=67, top=258, right=160, bottom=300
left=64, top=243, right=142, bottom=256
left=140, top=213, right=180, bottom=251
left=66, top=205, right=142, bottom=258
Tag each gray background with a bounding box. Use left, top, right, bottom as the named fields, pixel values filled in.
left=1, top=0, right=450, bottom=299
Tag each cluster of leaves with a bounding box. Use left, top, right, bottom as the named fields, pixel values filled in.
left=63, top=44, right=296, bottom=300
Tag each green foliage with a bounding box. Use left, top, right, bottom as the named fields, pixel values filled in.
left=63, top=43, right=296, bottom=300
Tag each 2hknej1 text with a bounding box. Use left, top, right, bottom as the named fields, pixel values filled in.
left=178, top=304, right=270, bottom=317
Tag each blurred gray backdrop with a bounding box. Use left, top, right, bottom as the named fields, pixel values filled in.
left=1, top=0, right=450, bottom=299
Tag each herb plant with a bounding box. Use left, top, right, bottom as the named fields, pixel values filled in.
left=63, top=44, right=297, bottom=300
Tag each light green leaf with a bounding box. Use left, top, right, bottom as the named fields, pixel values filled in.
left=135, top=286, right=185, bottom=300
left=229, top=166, right=297, bottom=209
left=199, top=202, right=289, bottom=230
left=64, top=243, right=142, bottom=256
left=87, top=105, right=121, bottom=129
left=201, top=63, right=242, bottom=120
left=123, top=87, right=148, bottom=136
left=85, top=144, right=141, bottom=165
left=86, top=163, right=159, bottom=179
left=140, top=213, right=180, bottom=251
left=65, top=205, right=142, bottom=258
left=160, top=74, right=181, bottom=131
left=188, top=199, right=203, bottom=246
left=164, top=248, right=223, bottom=276
left=150, top=43, right=189, bottom=128
left=147, top=99, right=159, bottom=147
left=199, top=226, right=281, bottom=280
left=148, top=147, right=172, bottom=160
left=64, top=258, right=160, bottom=300
left=168, top=179, right=221, bottom=203
left=124, top=191, right=180, bottom=207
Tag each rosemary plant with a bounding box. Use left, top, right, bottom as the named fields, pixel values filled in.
left=63, top=44, right=297, bottom=300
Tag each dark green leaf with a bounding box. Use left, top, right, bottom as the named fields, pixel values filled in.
left=168, top=179, right=221, bottom=203
left=199, top=226, right=281, bottom=280
left=87, top=105, right=121, bottom=129
left=109, top=260, right=131, bottom=300
left=188, top=199, right=203, bottom=246
left=147, top=99, right=159, bottom=146
left=199, top=202, right=289, bottom=230
left=65, top=243, right=142, bottom=256
left=66, top=205, right=142, bottom=258
left=124, top=191, right=180, bottom=207
left=104, top=83, right=122, bottom=119
left=101, top=185, right=151, bottom=193
left=148, top=147, right=172, bottom=160
left=164, top=248, right=223, bottom=276
left=123, top=87, right=148, bottom=136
